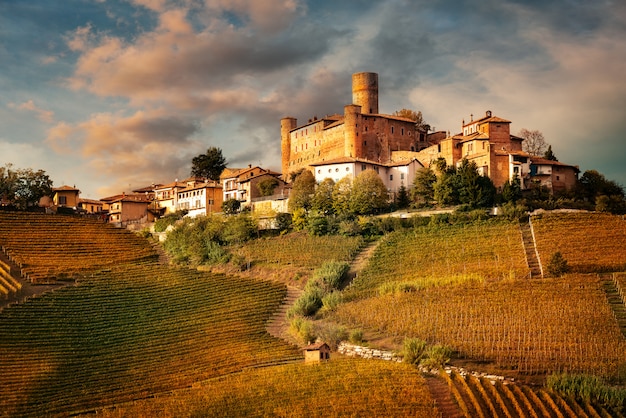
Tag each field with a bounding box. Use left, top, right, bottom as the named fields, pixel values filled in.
left=1, top=211, right=625, bottom=416
left=335, top=274, right=625, bottom=379
left=87, top=358, right=438, bottom=417
left=349, top=219, right=528, bottom=294
left=532, top=212, right=626, bottom=273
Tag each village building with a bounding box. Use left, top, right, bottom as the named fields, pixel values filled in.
left=51, top=185, right=80, bottom=209
left=106, top=193, right=154, bottom=226
left=220, top=166, right=286, bottom=208
left=529, top=157, right=579, bottom=193
left=309, top=157, right=423, bottom=196
left=77, top=198, right=104, bottom=214
left=281, top=72, right=579, bottom=195
left=153, top=180, right=188, bottom=216
left=175, top=179, right=223, bottom=218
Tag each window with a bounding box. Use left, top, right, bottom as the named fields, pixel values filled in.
left=391, top=126, right=394, bottom=134
left=335, top=168, right=339, bottom=172
left=361, top=164, right=367, bottom=171
left=401, top=128, right=404, bottom=136
left=556, top=175, right=560, bottom=181
left=390, top=174, right=393, bottom=181
left=317, top=169, right=321, bottom=174
left=364, top=141, right=367, bottom=146
left=401, top=173, right=405, bottom=180
left=346, top=167, right=350, bottom=171
left=437, top=144, right=442, bottom=153
left=59, top=196, right=67, bottom=205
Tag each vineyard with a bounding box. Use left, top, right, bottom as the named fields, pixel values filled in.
left=1, top=211, right=625, bottom=416
left=0, top=213, right=302, bottom=417
left=442, top=370, right=618, bottom=418
left=532, top=212, right=626, bottom=273
left=349, top=219, right=528, bottom=293
left=334, top=275, right=626, bottom=379
left=85, top=358, right=439, bottom=417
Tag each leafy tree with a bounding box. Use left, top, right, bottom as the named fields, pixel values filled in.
left=412, top=166, right=437, bottom=206
left=433, top=169, right=459, bottom=206
left=257, top=177, right=279, bottom=196
left=349, top=169, right=389, bottom=215
left=332, top=177, right=352, bottom=216
left=501, top=176, right=522, bottom=203
left=543, top=145, right=558, bottom=161
left=222, top=213, right=257, bottom=244
left=520, top=128, right=548, bottom=156
left=221, top=198, right=241, bottom=214
left=0, top=165, right=53, bottom=209
left=393, top=108, right=429, bottom=131
left=577, top=170, right=624, bottom=204
left=288, top=169, right=315, bottom=212
left=191, top=147, right=227, bottom=181
left=311, top=178, right=335, bottom=215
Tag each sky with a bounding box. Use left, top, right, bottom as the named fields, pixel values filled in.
left=1, top=0, right=625, bottom=199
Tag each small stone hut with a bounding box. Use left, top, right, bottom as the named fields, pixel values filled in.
left=303, top=342, right=331, bottom=363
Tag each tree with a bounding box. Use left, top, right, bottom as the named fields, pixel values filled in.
left=395, top=184, right=410, bottom=209
left=433, top=168, right=459, bottom=207
left=457, top=159, right=495, bottom=208
left=288, top=169, right=315, bottom=212
left=0, top=164, right=53, bottom=209
left=501, top=176, right=522, bottom=203
left=546, top=251, right=570, bottom=277
left=257, top=177, right=279, bottom=196
left=332, top=177, right=352, bottom=215
left=349, top=169, right=389, bottom=215
left=519, top=128, right=548, bottom=156
left=191, top=147, right=227, bottom=181
left=221, top=198, right=241, bottom=214
left=394, top=108, right=429, bottom=131
left=543, top=145, right=558, bottom=161
left=311, top=178, right=335, bottom=215
left=412, top=166, right=437, bottom=205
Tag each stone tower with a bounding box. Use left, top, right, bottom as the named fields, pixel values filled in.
left=280, top=117, right=297, bottom=179
left=352, top=72, right=378, bottom=114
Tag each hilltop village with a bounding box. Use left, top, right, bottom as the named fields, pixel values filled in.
left=28, top=72, right=582, bottom=225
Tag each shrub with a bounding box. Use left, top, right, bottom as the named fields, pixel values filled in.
left=287, top=286, right=324, bottom=318
left=402, top=337, right=428, bottom=365
left=222, top=214, right=257, bottom=244
left=421, top=344, right=452, bottom=370
left=349, top=329, right=364, bottom=344
left=289, top=317, right=317, bottom=345
left=315, top=323, right=348, bottom=350
left=275, top=212, right=292, bottom=232
left=204, top=240, right=230, bottom=265
left=547, top=373, right=626, bottom=411
left=320, top=291, right=343, bottom=312
left=154, top=213, right=181, bottom=232
left=547, top=251, right=570, bottom=277
left=312, top=261, right=350, bottom=291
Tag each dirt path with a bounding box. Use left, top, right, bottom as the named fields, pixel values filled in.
left=344, top=238, right=383, bottom=285
left=265, top=285, right=303, bottom=346
left=425, top=375, right=464, bottom=418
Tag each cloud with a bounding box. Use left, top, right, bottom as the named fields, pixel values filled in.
left=8, top=100, right=54, bottom=123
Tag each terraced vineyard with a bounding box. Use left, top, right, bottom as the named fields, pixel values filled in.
left=86, top=358, right=439, bottom=417
left=442, top=371, right=617, bottom=418
left=0, top=213, right=301, bottom=417
left=0, top=212, right=158, bottom=282
left=532, top=212, right=626, bottom=273
left=335, top=275, right=626, bottom=379
left=349, top=220, right=528, bottom=293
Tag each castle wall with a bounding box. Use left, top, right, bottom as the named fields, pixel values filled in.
left=352, top=72, right=378, bottom=114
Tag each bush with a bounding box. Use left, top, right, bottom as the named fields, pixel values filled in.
left=421, top=344, right=452, bottom=370
left=287, top=286, right=324, bottom=318
left=204, top=240, right=230, bottom=265
left=222, top=214, right=257, bottom=244
left=315, top=323, right=348, bottom=350
left=312, top=261, right=350, bottom=291
left=154, top=214, right=181, bottom=232
left=402, top=338, right=428, bottom=365
left=275, top=212, right=292, bottom=232
left=289, top=317, right=317, bottom=345
left=320, top=291, right=343, bottom=312
left=547, top=251, right=570, bottom=277
left=547, top=373, right=626, bottom=411
left=349, top=329, right=364, bottom=344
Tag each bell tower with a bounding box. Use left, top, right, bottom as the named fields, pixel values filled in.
left=352, top=72, right=379, bottom=114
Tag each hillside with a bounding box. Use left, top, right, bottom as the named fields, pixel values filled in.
left=0, top=211, right=624, bottom=416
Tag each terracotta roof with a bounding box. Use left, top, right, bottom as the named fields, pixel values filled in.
left=179, top=181, right=222, bottom=192
left=220, top=168, right=245, bottom=179
left=53, top=185, right=80, bottom=192
left=530, top=157, right=580, bottom=171
left=463, top=114, right=511, bottom=127
left=310, top=156, right=422, bottom=168
left=109, top=194, right=151, bottom=203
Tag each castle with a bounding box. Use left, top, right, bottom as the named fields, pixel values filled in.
left=281, top=72, right=579, bottom=193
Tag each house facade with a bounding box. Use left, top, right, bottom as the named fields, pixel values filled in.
left=220, top=166, right=286, bottom=208
left=529, top=157, right=579, bottom=193
left=52, top=185, right=80, bottom=209
left=309, top=157, right=423, bottom=197
left=107, top=194, right=153, bottom=226
left=176, top=180, right=223, bottom=218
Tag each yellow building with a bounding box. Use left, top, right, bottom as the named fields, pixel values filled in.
left=52, top=185, right=80, bottom=209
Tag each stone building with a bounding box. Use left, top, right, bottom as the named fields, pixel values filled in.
left=281, top=72, right=428, bottom=180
